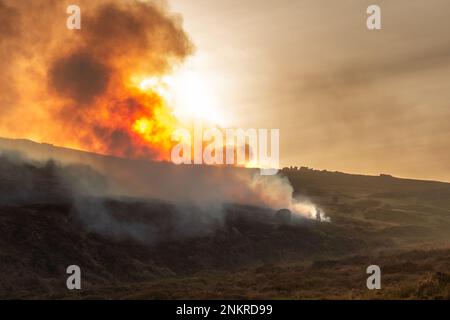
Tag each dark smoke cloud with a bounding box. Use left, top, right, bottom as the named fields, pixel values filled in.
left=47, top=0, right=193, bottom=154
left=48, top=1, right=193, bottom=104
left=49, top=51, right=111, bottom=104
left=0, top=1, right=20, bottom=39
left=92, top=126, right=143, bottom=158
left=0, top=0, right=193, bottom=156
left=82, top=2, right=191, bottom=61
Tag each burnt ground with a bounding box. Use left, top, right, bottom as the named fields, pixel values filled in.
left=1, top=153, right=450, bottom=299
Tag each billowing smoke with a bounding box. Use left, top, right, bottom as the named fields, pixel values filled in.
left=0, top=0, right=325, bottom=244
left=0, top=138, right=326, bottom=244
left=248, top=174, right=326, bottom=221
left=0, top=0, right=192, bottom=158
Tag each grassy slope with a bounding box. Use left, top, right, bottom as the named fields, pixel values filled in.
left=1, top=151, right=450, bottom=298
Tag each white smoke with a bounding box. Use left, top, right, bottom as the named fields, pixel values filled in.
left=247, top=173, right=329, bottom=221
left=0, top=139, right=329, bottom=245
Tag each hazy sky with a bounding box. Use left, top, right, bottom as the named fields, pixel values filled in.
left=171, top=0, right=450, bottom=181
left=1, top=0, right=449, bottom=182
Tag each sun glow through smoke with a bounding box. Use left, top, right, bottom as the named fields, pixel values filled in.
left=134, top=65, right=226, bottom=127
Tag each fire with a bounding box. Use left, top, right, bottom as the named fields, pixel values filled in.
left=0, top=0, right=200, bottom=163
left=0, top=0, right=262, bottom=168
left=130, top=97, right=179, bottom=156
left=57, top=72, right=186, bottom=162
left=126, top=69, right=227, bottom=162
left=126, top=73, right=274, bottom=169
left=133, top=118, right=151, bottom=135
left=123, top=76, right=182, bottom=160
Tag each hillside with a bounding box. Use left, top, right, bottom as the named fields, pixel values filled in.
left=1, top=138, right=450, bottom=299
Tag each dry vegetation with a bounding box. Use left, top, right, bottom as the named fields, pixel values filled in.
left=1, top=147, right=450, bottom=299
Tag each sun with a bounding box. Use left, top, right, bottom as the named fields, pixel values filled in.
left=134, top=67, right=226, bottom=126
left=167, top=69, right=225, bottom=125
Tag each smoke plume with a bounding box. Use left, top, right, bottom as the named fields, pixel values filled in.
left=0, top=0, right=324, bottom=243
left=0, top=0, right=192, bottom=159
